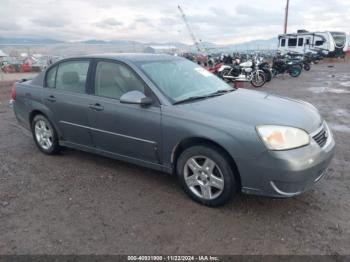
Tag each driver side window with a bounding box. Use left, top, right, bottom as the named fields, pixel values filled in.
left=95, top=61, right=145, bottom=99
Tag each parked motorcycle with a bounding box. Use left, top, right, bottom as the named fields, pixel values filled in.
left=218, top=56, right=266, bottom=87
left=272, top=55, right=302, bottom=77
left=207, top=62, right=223, bottom=76
left=286, top=52, right=311, bottom=71
left=256, top=58, right=273, bottom=82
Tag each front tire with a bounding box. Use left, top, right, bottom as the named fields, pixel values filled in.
left=263, top=69, right=273, bottom=82
left=289, top=66, right=302, bottom=77
left=31, top=114, right=60, bottom=154
left=176, top=145, right=238, bottom=207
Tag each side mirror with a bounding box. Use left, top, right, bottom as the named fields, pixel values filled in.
left=120, top=90, right=153, bottom=106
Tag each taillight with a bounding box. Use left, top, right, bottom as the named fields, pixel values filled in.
left=11, top=83, right=16, bottom=101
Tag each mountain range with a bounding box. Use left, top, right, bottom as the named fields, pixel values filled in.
left=1, top=34, right=349, bottom=54
left=0, top=36, right=278, bottom=54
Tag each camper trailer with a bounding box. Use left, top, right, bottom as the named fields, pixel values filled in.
left=278, top=30, right=348, bottom=58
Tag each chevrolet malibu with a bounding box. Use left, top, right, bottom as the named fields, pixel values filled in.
left=12, top=54, right=335, bottom=206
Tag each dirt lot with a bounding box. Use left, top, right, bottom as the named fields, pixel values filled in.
left=0, top=63, right=349, bottom=255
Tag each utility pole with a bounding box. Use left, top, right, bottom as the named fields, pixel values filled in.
left=284, top=0, right=289, bottom=34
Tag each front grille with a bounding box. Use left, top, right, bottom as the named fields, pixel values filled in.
left=313, top=126, right=328, bottom=148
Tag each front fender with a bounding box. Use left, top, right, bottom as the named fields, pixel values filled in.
left=217, top=65, right=231, bottom=72
left=161, top=106, right=267, bottom=167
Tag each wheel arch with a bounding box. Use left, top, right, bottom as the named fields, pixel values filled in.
left=171, top=137, right=242, bottom=188
left=29, top=109, right=46, bottom=126
left=28, top=109, right=62, bottom=139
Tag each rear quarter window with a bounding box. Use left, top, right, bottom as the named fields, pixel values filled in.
left=46, top=66, right=57, bottom=88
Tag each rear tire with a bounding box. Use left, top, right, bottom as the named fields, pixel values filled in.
left=303, top=63, right=311, bottom=71
left=176, top=145, right=238, bottom=207
left=220, top=69, right=231, bottom=82
left=251, top=71, right=266, bottom=87
left=31, top=114, right=60, bottom=155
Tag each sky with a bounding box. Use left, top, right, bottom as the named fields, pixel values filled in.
left=0, top=0, right=349, bottom=45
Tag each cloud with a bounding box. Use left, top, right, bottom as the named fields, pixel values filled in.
left=0, top=20, right=21, bottom=31
left=94, top=18, right=123, bottom=28
left=31, top=16, right=70, bottom=28
left=0, top=0, right=348, bottom=44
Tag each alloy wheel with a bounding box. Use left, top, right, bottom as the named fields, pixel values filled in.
left=34, top=119, right=53, bottom=150
left=184, top=156, right=225, bottom=200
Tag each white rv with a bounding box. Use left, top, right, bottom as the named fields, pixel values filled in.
left=278, top=30, right=348, bottom=57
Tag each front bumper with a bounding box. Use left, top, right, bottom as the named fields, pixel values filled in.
left=238, top=122, right=335, bottom=197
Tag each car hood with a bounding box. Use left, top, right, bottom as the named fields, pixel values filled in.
left=176, top=89, right=322, bottom=133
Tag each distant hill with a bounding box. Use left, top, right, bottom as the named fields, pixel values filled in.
left=0, top=36, right=275, bottom=49
left=0, top=37, right=64, bottom=45
left=1, top=35, right=348, bottom=52
left=224, top=37, right=278, bottom=51
left=3, top=35, right=328, bottom=55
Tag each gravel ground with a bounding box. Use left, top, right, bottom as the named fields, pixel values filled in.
left=0, top=62, right=349, bottom=255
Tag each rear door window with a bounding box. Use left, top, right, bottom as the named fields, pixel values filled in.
left=55, top=61, right=89, bottom=93
left=94, top=61, right=146, bottom=100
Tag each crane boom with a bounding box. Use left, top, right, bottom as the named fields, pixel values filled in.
left=178, top=5, right=201, bottom=52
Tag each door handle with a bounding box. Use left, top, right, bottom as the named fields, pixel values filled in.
left=46, top=95, right=56, bottom=102
left=89, top=103, right=104, bottom=111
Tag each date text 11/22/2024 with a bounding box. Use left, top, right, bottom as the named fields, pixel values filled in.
left=127, top=255, right=219, bottom=261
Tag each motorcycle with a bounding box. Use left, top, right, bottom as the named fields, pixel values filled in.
left=207, top=62, right=223, bottom=76
left=286, top=52, right=311, bottom=71
left=218, top=56, right=266, bottom=87
left=272, top=55, right=302, bottom=77
left=256, top=57, right=273, bottom=82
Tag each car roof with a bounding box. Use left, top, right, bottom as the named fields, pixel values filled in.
left=77, top=53, right=182, bottom=63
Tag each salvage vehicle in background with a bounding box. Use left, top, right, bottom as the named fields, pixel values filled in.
left=1, top=62, right=16, bottom=73
left=12, top=54, right=335, bottom=206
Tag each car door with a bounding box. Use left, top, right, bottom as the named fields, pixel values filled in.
left=42, top=59, right=94, bottom=147
left=88, top=60, right=161, bottom=164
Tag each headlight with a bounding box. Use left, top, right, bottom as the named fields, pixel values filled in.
left=256, top=125, right=310, bottom=150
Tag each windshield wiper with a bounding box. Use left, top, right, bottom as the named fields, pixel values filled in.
left=173, top=95, right=211, bottom=105
left=208, top=89, right=235, bottom=95
left=173, top=89, right=235, bottom=105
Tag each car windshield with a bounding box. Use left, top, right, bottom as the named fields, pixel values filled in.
left=136, top=58, right=234, bottom=104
